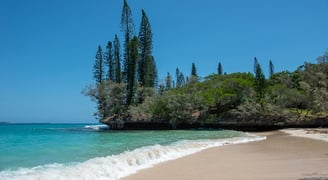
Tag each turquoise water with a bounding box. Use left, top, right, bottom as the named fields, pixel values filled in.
left=0, top=123, right=265, bottom=180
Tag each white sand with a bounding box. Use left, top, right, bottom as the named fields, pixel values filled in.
left=281, top=128, right=328, bottom=142
left=121, top=131, right=328, bottom=180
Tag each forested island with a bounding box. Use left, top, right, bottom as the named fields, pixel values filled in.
left=83, top=0, right=328, bottom=130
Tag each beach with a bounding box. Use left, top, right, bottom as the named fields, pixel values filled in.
left=122, top=129, right=328, bottom=180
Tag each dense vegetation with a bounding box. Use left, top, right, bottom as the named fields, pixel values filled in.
left=84, top=0, right=328, bottom=128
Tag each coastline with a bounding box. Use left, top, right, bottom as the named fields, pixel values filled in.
left=121, top=130, right=328, bottom=180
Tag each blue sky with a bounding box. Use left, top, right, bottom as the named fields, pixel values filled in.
left=0, top=0, right=327, bottom=123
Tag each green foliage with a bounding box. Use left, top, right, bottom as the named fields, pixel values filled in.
left=191, top=62, right=197, bottom=77
left=138, top=9, right=157, bottom=88
left=165, top=72, right=172, bottom=90
left=126, top=36, right=139, bottom=105
left=85, top=3, right=328, bottom=125
left=93, top=45, right=104, bottom=84
left=83, top=81, right=126, bottom=120
left=218, top=62, right=223, bottom=75
left=317, top=49, right=328, bottom=63
left=121, top=0, right=135, bottom=84
left=105, top=41, right=114, bottom=81
left=269, top=60, right=274, bottom=77
left=113, top=35, right=122, bottom=83
left=200, top=73, right=254, bottom=113
left=175, top=68, right=185, bottom=88
left=254, top=59, right=266, bottom=103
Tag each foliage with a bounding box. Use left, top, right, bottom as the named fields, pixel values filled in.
left=175, top=68, right=186, bottom=88
left=113, top=35, right=122, bottom=83
left=85, top=1, right=328, bottom=125
left=253, top=58, right=267, bottom=104
left=121, top=0, right=135, bottom=84
left=191, top=62, right=197, bottom=77
left=218, top=62, right=223, bottom=75
left=104, top=41, right=114, bottom=81
left=126, top=36, right=139, bottom=105
left=138, top=9, right=157, bottom=88
left=269, top=60, right=274, bottom=77
left=93, top=45, right=104, bottom=84
left=317, top=49, right=328, bottom=63
left=83, top=81, right=126, bottom=120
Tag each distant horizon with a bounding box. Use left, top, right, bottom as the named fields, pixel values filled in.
left=1, top=0, right=327, bottom=123
left=0, top=121, right=98, bottom=124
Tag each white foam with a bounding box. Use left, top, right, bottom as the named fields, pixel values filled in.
left=0, top=135, right=266, bottom=180
left=84, top=125, right=109, bottom=131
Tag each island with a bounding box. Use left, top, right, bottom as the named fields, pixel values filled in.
left=83, top=0, right=328, bottom=131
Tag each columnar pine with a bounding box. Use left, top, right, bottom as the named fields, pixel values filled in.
left=254, top=57, right=259, bottom=74
left=254, top=58, right=266, bottom=103
left=93, top=45, right=104, bottom=84
left=165, top=72, right=172, bottom=89
left=176, top=68, right=185, bottom=88
left=126, top=36, right=139, bottom=105
left=145, top=56, right=157, bottom=87
left=191, top=62, right=197, bottom=77
left=113, top=35, right=122, bottom=83
left=138, top=9, right=155, bottom=87
left=105, top=41, right=114, bottom=81
left=269, top=60, right=274, bottom=77
left=218, top=62, right=223, bottom=75
left=121, top=0, right=135, bottom=83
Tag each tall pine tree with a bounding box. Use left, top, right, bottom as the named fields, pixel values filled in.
left=165, top=72, right=172, bottom=90
left=113, top=35, right=122, bottom=83
left=254, top=57, right=259, bottom=74
left=254, top=58, right=266, bottom=103
left=138, top=9, right=156, bottom=88
left=104, top=41, right=114, bottom=81
left=145, top=56, right=157, bottom=87
left=176, top=68, right=185, bottom=88
left=126, top=36, right=139, bottom=105
left=218, top=62, right=223, bottom=75
left=191, top=62, right=197, bottom=77
left=121, top=0, right=135, bottom=84
left=93, top=45, right=104, bottom=84
left=269, top=60, right=274, bottom=77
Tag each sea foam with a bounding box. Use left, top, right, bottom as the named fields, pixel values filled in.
left=0, top=134, right=265, bottom=180
left=84, top=124, right=109, bottom=131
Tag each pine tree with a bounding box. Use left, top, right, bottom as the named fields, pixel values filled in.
left=191, top=62, right=197, bottom=77
left=176, top=68, right=185, bottom=88
left=165, top=72, right=172, bottom=90
left=126, top=36, right=139, bottom=105
left=113, top=35, right=122, bottom=83
left=145, top=56, right=157, bottom=87
left=218, top=62, right=223, bottom=75
left=254, top=57, right=259, bottom=74
left=121, top=0, right=135, bottom=83
left=104, top=41, right=114, bottom=81
left=93, top=45, right=104, bottom=84
left=269, top=60, right=274, bottom=77
left=254, top=58, right=266, bottom=103
left=138, top=9, right=157, bottom=88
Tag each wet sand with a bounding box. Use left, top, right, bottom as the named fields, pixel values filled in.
left=121, top=131, right=328, bottom=180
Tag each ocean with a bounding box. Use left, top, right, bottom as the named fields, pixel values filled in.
left=0, top=123, right=265, bottom=180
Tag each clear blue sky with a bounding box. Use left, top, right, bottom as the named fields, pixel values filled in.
left=0, top=0, right=327, bottom=123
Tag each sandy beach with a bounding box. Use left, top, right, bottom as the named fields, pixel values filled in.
left=122, top=130, right=328, bottom=180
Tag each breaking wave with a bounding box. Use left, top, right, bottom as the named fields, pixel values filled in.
left=0, top=135, right=265, bottom=180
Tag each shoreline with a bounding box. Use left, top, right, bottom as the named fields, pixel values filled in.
left=121, top=130, right=328, bottom=180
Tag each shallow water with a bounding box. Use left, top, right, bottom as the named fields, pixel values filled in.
left=0, top=123, right=265, bottom=180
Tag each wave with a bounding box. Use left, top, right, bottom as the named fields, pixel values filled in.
left=0, top=134, right=265, bottom=180
left=84, top=125, right=109, bottom=131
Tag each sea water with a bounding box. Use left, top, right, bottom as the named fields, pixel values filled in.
left=0, top=123, right=265, bottom=180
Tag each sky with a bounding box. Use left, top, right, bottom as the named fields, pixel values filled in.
left=0, top=0, right=327, bottom=123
